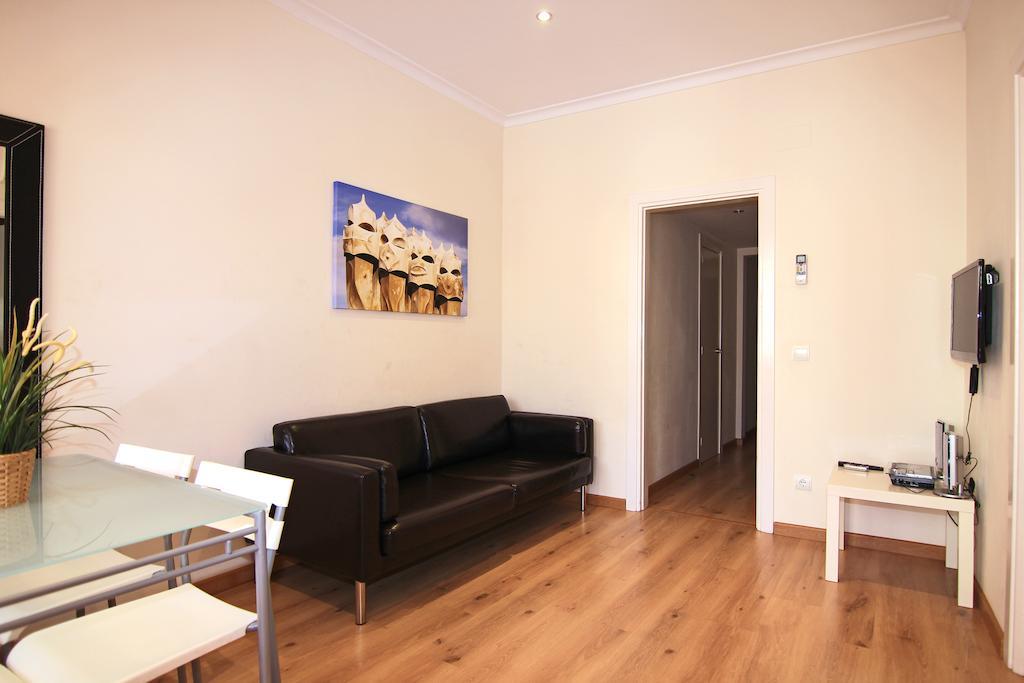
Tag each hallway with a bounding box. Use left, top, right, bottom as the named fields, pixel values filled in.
left=650, top=437, right=756, bottom=526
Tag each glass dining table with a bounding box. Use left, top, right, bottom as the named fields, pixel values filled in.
left=0, top=454, right=280, bottom=682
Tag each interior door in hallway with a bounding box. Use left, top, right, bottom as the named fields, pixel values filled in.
left=698, top=238, right=722, bottom=461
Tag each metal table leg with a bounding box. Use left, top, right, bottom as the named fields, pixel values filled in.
left=252, top=511, right=280, bottom=683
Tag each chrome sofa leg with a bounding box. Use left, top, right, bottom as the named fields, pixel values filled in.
left=355, top=581, right=367, bottom=625
left=580, top=485, right=587, bottom=512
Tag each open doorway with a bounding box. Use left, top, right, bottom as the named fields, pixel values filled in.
left=626, top=177, right=775, bottom=530
left=641, top=198, right=758, bottom=524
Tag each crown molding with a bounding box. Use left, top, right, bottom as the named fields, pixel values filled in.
left=270, top=0, right=966, bottom=129
left=504, top=15, right=966, bottom=126
left=949, top=0, right=973, bottom=26
left=268, top=0, right=506, bottom=125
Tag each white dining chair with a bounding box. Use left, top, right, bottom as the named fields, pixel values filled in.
left=0, top=444, right=195, bottom=645
left=115, top=444, right=195, bottom=480
left=192, top=461, right=291, bottom=573
left=4, top=463, right=293, bottom=683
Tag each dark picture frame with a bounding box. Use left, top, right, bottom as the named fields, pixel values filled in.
left=0, top=114, right=44, bottom=346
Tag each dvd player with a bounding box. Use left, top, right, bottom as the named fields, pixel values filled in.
left=889, top=463, right=937, bottom=489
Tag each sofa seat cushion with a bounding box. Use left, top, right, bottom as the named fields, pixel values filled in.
left=436, top=450, right=592, bottom=504
left=381, top=474, right=514, bottom=556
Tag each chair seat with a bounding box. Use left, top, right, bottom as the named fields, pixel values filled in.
left=381, top=474, right=514, bottom=556
left=0, top=550, right=164, bottom=645
left=436, top=450, right=592, bottom=503
left=6, top=584, right=255, bottom=683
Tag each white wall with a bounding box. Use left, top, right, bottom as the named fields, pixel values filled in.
left=503, top=34, right=967, bottom=544
left=643, top=212, right=700, bottom=484
left=2, top=0, right=504, bottom=464
left=963, top=0, right=1024, bottom=631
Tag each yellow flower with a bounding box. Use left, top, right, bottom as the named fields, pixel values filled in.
left=21, top=314, right=47, bottom=357
left=33, top=340, right=67, bottom=365
left=24, top=299, right=38, bottom=337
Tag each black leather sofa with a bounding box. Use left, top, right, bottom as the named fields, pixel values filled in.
left=245, top=395, right=593, bottom=624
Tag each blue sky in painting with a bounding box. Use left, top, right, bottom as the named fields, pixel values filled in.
left=332, top=182, right=468, bottom=258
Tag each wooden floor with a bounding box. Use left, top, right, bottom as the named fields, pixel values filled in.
left=170, top=442, right=1018, bottom=681
left=651, top=438, right=757, bottom=525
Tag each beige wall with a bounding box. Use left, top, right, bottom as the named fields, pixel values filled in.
left=2, top=0, right=503, bottom=463
left=963, top=0, right=1024, bottom=631
left=643, top=212, right=699, bottom=484
left=503, top=34, right=967, bottom=544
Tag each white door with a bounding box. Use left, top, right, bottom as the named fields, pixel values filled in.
left=698, top=238, right=722, bottom=460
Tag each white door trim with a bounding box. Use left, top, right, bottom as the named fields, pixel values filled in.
left=626, top=176, right=776, bottom=535
left=736, top=246, right=759, bottom=440
left=1008, top=69, right=1024, bottom=673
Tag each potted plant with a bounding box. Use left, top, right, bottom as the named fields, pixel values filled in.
left=0, top=299, right=112, bottom=508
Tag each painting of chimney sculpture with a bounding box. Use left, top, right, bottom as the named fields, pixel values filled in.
left=407, top=229, right=438, bottom=314
left=341, top=195, right=381, bottom=310
left=333, top=182, right=468, bottom=316
left=379, top=214, right=410, bottom=312
left=436, top=245, right=464, bottom=315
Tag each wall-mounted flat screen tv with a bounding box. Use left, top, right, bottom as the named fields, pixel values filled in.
left=951, top=259, right=992, bottom=364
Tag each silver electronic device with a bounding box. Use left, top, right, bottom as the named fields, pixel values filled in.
left=889, top=463, right=937, bottom=489
left=935, top=420, right=948, bottom=473
left=935, top=431, right=971, bottom=499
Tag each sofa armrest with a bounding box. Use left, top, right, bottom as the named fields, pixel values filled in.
left=305, top=454, right=398, bottom=522
left=509, top=412, right=593, bottom=458
left=245, top=447, right=383, bottom=582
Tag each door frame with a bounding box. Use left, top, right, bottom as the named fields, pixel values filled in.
left=626, top=176, right=776, bottom=534
left=697, top=234, right=724, bottom=460
left=1009, top=66, right=1024, bottom=672
left=736, top=246, right=759, bottom=440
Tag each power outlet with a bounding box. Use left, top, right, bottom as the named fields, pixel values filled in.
left=795, top=475, right=812, bottom=492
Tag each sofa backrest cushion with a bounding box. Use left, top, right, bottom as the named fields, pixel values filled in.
left=418, top=395, right=512, bottom=469
left=273, top=406, right=427, bottom=478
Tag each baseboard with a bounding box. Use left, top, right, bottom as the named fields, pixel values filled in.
left=648, top=460, right=699, bottom=497
left=586, top=493, right=627, bottom=510
left=975, top=578, right=1004, bottom=654
left=773, top=522, right=945, bottom=561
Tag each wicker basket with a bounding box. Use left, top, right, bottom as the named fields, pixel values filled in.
left=0, top=449, right=36, bottom=508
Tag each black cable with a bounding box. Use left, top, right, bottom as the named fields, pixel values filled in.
left=947, top=511, right=958, bottom=527
left=965, top=392, right=974, bottom=460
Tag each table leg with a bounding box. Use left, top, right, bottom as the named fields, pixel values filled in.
left=825, top=493, right=840, bottom=582
left=957, top=509, right=975, bottom=608
left=945, top=512, right=958, bottom=570
left=252, top=512, right=281, bottom=683
left=838, top=499, right=845, bottom=551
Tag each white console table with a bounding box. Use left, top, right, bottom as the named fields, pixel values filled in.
left=825, top=466, right=976, bottom=608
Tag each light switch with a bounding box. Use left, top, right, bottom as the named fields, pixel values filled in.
left=792, top=346, right=810, bottom=361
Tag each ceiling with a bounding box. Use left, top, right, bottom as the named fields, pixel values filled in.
left=654, top=198, right=758, bottom=247
left=272, top=0, right=970, bottom=125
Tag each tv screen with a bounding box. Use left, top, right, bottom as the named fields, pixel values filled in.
left=951, top=259, right=986, bottom=364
